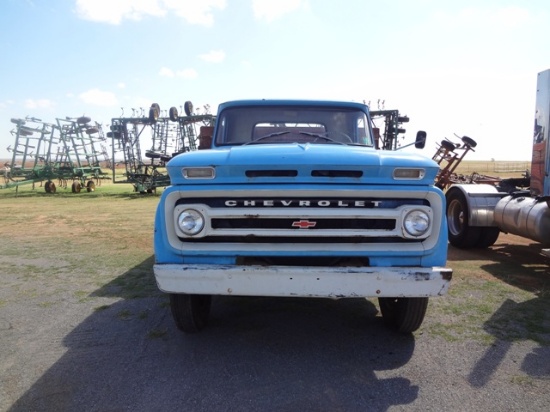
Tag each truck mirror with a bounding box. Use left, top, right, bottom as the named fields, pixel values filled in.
left=415, top=131, right=427, bottom=149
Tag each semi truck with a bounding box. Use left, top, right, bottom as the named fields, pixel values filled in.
left=153, top=99, right=453, bottom=334
left=444, top=69, right=550, bottom=254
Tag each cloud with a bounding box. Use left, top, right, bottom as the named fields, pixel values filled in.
left=24, top=99, right=56, bottom=109
left=159, top=67, right=198, bottom=79
left=78, top=89, right=118, bottom=107
left=176, top=69, right=198, bottom=79
left=436, top=6, right=531, bottom=28
left=491, top=6, right=530, bottom=27
left=252, top=0, right=308, bottom=22
left=159, top=67, right=175, bottom=77
left=199, top=50, right=226, bottom=63
left=74, top=0, right=165, bottom=24
left=163, top=0, right=226, bottom=27
left=75, top=0, right=225, bottom=26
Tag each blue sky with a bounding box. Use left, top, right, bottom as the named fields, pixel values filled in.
left=1, top=0, right=548, bottom=160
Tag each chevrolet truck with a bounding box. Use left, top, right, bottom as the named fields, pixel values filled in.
left=153, top=99, right=452, bottom=334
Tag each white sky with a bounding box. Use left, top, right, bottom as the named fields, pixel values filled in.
left=1, top=0, right=548, bottom=160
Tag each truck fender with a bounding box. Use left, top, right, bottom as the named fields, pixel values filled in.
left=446, top=184, right=502, bottom=227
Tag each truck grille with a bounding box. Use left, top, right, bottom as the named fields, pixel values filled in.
left=174, top=196, right=431, bottom=243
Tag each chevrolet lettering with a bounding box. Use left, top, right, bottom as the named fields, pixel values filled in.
left=224, top=199, right=383, bottom=207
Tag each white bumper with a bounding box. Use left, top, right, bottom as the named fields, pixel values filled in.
left=153, top=264, right=452, bottom=298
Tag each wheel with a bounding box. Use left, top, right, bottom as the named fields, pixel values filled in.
left=18, top=128, right=33, bottom=136
left=170, top=294, right=211, bottom=333
left=475, top=227, right=500, bottom=248
left=45, top=181, right=56, bottom=193
left=184, top=101, right=193, bottom=116
left=86, top=127, right=99, bottom=135
left=149, top=103, right=160, bottom=123
left=461, top=136, right=477, bottom=148
left=71, top=181, right=82, bottom=193
left=77, top=116, right=91, bottom=124
left=440, top=140, right=456, bottom=151
left=169, top=106, right=178, bottom=122
left=378, top=297, right=428, bottom=333
left=446, top=189, right=481, bottom=248
left=86, top=180, right=96, bottom=192
left=107, top=131, right=122, bottom=139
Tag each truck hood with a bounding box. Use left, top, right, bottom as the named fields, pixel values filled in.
left=166, top=143, right=439, bottom=185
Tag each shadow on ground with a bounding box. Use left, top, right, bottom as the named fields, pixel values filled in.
left=9, top=258, right=422, bottom=411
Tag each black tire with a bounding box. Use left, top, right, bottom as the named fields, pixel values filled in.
left=184, top=101, right=193, bottom=116
left=19, top=128, right=32, bottom=136
left=107, top=131, right=122, bottom=139
left=378, top=297, right=428, bottom=333
left=45, top=181, right=56, bottom=194
left=446, top=189, right=481, bottom=248
left=475, top=227, right=500, bottom=248
left=149, top=103, right=160, bottom=123
left=440, top=140, right=456, bottom=151
left=169, top=106, right=178, bottom=122
left=71, top=181, right=81, bottom=193
left=77, top=116, right=91, bottom=124
left=86, top=180, right=96, bottom=192
left=170, top=294, right=211, bottom=333
left=461, top=136, right=477, bottom=148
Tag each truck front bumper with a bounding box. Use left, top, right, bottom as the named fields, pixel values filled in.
left=153, top=264, right=453, bottom=298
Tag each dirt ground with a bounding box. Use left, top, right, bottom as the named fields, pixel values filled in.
left=0, top=189, right=549, bottom=411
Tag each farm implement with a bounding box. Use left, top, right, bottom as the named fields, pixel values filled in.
left=109, top=102, right=215, bottom=193
left=2, top=116, right=109, bottom=193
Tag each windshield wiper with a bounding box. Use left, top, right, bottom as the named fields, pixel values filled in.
left=243, top=131, right=290, bottom=145
left=298, top=131, right=349, bottom=145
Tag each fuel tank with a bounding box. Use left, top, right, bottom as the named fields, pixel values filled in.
left=494, top=195, right=550, bottom=245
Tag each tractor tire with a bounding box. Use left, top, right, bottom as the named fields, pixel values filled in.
left=71, top=181, right=82, bottom=193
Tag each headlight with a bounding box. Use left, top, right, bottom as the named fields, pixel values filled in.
left=403, top=209, right=430, bottom=237
left=177, top=209, right=205, bottom=236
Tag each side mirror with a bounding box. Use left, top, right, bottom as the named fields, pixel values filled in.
left=415, top=131, right=427, bottom=149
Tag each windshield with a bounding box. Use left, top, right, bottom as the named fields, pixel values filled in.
left=215, top=106, right=374, bottom=146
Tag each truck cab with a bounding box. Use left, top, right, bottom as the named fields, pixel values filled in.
left=153, top=100, right=452, bottom=334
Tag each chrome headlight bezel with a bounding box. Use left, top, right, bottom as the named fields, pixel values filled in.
left=177, top=209, right=205, bottom=236
left=403, top=209, right=431, bottom=238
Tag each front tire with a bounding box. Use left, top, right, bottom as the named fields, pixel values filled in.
left=379, top=297, right=428, bottom=333
left=170, top=294, right=211, bottom=333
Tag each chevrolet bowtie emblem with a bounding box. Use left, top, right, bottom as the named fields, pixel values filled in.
left=292, top=220, right=317, bottom=229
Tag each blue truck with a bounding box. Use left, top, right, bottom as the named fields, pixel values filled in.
left=153, top=99, right=452, bottom=334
